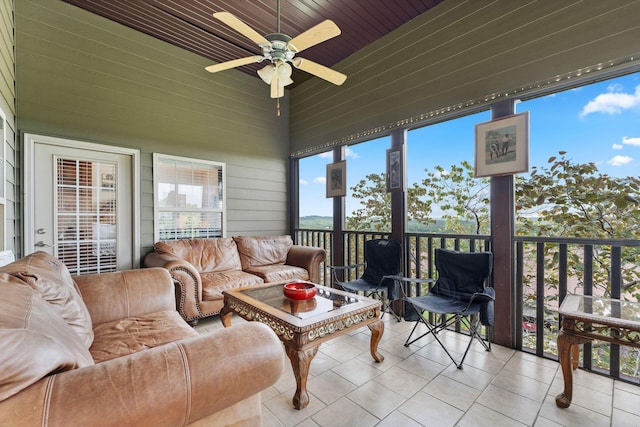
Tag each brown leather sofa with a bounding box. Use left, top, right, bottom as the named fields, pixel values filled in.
left=144, top=235, right=326, bottom=324
left=0, top=252, right=284, bottom=427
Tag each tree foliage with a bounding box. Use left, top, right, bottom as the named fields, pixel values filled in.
left=420, top=160, right=490, bottom=234
left=516, top=151, right=640, bottom=239
left=346, top=173, right=432, bottom=231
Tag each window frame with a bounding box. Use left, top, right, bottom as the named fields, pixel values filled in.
left=152, top=153, right=226, bottom=242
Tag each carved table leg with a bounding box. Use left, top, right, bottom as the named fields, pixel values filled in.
left=285, top=344, right=319, bottom=410
left=556, top=330, right=591, bottom=408
left=571, top=344, right=580, bottom=369
left=219, top=307, right=233, bottom=327
left=368, top=320, right=385, bottom=363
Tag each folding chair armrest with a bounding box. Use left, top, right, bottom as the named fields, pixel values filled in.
left=381, top=275, right=436, bottom=299
left=329, top=263, right=364, bottom=272
left=469, top=288, right=496, bottom=304
left=329, top=263, right=364, bottom=285
left=384, top=276, right=436, bottom=285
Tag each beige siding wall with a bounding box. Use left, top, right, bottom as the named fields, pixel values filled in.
left=290, top=0, right=640, bottom=154
left=0, top=0, right=17, bottom=255
left=15, top=0, right=290, bottom=258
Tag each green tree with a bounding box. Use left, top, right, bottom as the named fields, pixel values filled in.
left=516, top=151, right=640, bottom=239
left=346, top=172, right=432, bottom=231
left=421, top=160, right=490, bottom=234
left=516, top=152, right=640, bottom=298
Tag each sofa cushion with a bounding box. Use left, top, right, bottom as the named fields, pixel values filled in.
left=0, top=273, right=94, bottom=401
left=233, top=235, right=293, bottom=270
left=0, top=251, right=94, bottom=348
left=200, top=270, right=264, bottom=301
left=154, top=238, right=243, bottom=273
left=244, top=264, right=309, bottom=283
left=90, top=310, right=199, bottom=363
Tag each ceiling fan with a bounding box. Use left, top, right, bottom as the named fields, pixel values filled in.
left=205, top=1, right=347, bottom=99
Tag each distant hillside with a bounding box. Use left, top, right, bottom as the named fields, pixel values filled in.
left=298, top=216, right=334, bottom=229
left=298, top=216, right=453, bottom=232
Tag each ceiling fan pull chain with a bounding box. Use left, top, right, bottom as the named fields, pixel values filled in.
left=276, top=98, right=281, bottom=117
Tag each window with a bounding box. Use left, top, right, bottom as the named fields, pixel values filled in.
left=153, top=154, right=225, bottom=241
left=56, top=158, right=118, bottom=274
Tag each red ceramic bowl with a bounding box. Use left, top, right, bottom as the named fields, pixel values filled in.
left=283, top=282, right=317, bottom=300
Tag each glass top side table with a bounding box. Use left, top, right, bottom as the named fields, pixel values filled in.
left=556, top=294, right=640, bottom=408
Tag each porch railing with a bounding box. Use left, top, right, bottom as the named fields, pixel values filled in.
left=295, top=228, right=640, bottom=383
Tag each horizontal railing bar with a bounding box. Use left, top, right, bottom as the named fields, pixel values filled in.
left=515, top=235, right=640, bottom=246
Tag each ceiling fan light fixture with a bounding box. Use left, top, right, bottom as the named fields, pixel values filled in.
left=276, top=61, right=293, bottom=86
left=257, top=64, right=275, bottom=84
left=277, top=61, right=292, bottom=78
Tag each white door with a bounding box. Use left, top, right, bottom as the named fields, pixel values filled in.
left=24, top=134, right=140, bottom=274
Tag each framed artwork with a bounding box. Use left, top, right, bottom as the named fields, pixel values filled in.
left=326, top=161, right=346, bottom=197
left=474, top=111, right=530, bottom=177
left=386, top=146, right=404, bottom=192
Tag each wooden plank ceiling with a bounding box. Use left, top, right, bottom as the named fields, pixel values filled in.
left=62, top=0, right=443, bottom=86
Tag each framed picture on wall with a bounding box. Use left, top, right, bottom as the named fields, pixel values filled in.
left=386, top=146, right=404, bottom=192
left=326, top=161, right=346, bottom=197
left=474, top=111, right=530, bottom=177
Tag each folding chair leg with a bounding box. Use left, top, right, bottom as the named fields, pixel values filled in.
left=455, top=318, right=492, bottom=369
left=405, top=312, right=492, bottom=370
left=381, top=297, right=401, bottom=322
left=365, top=290, right=400, bottom=322
left=404, top=316, right=462, bottom=368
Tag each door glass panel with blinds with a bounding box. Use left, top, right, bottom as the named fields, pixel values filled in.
left=153, top=154, right=225, bottom=241
left=56, top=158, right=118, bottom=274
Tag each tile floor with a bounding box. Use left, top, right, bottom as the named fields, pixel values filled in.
left=195, top=315, right=640, bottom=427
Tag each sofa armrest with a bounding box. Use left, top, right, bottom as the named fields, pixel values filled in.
left=286, top=246, right=326, bottom=283
left=144, top=252, right=204, bottom=323
left=75, top=268, right=176, bottom=325
left=0, top=322, right=285, bottom=427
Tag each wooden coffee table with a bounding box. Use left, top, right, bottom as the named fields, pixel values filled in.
left=220, top=282, right=384, bottom=410
left=556, top=294, right=640, bottom=408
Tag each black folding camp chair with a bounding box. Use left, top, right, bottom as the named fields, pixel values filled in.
left=330, top=238, right=402, bottom=320
left=403, top=248, right=494, bottom=369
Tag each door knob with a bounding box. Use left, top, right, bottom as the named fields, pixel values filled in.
left=35, top=241, right=52, bottom=247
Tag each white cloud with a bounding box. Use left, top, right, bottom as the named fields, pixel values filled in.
left=580, top=84, right=640, bottom=117
left=317, top=147, right=359, bottom=159
left=313, top=176, right=326, bottom=184
left=607, top=155, right=633, bottom=166
left=608, top=83, right=624, bottom=92
left=345, top=147, right=359, bottom=159
left=612, top=144, right=623, bottom=150
left=299, top=179, right=308, bottom=185
left=623, top=136, right=640, bottom=146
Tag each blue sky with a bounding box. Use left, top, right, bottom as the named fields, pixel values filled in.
left=299, top=71, right=640, bottom=217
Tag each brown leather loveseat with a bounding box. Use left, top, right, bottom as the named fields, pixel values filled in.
left=144, top=235, right=326, bottom=324
left=0, top=251, right=284, bottom=427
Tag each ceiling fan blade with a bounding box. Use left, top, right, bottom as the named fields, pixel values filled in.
left=205, top=56, right=262, bottom=73
left=293, top=58, right=347, bottom=86
left=287, top=20, right=341, bottom=53
left=213, top=12, right=269, bottom=46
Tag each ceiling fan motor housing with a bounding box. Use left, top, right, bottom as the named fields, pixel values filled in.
left=263, top=33, right=295, bottom=63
